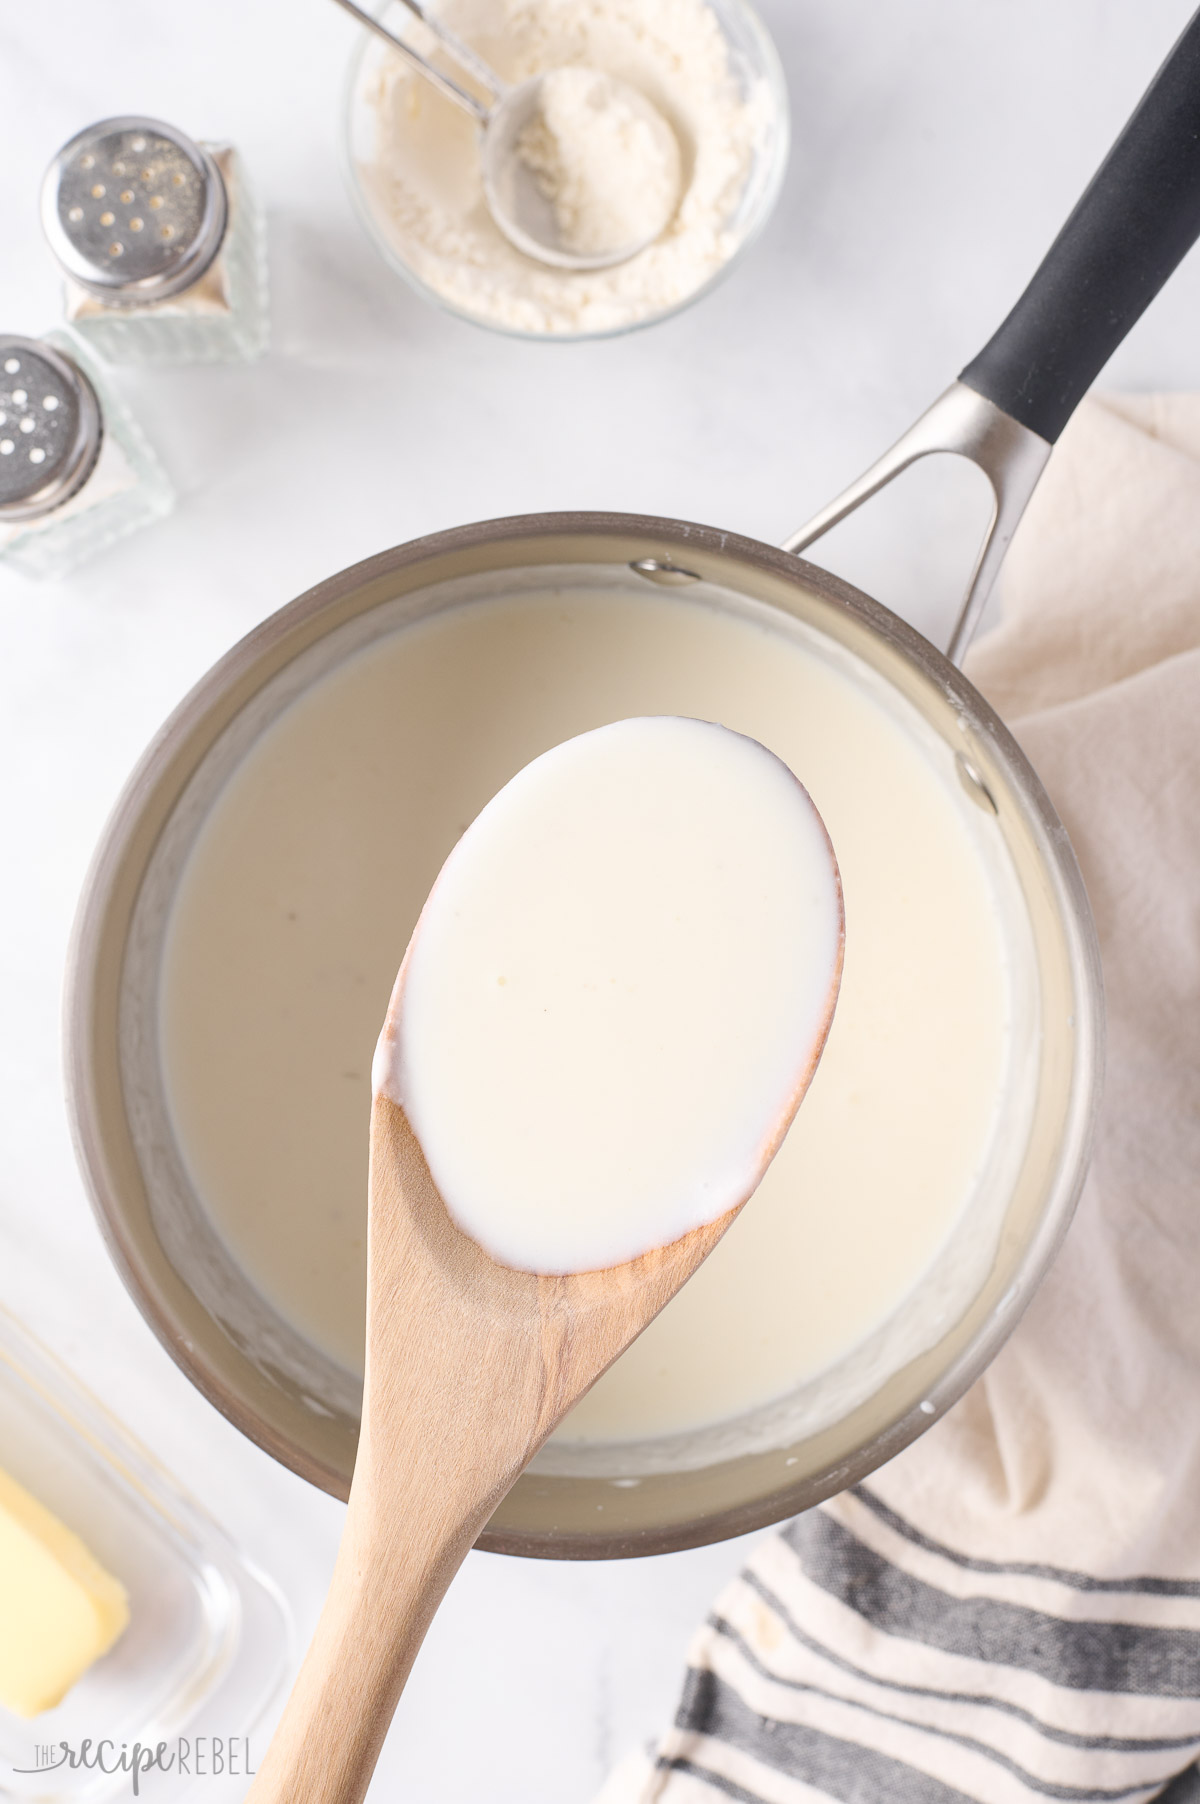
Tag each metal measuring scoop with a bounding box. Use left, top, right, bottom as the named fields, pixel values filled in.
left=331, top=0, right=680, bottom=270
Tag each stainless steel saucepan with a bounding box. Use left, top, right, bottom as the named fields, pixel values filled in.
left=67, top=13, right=1200, bottom=1557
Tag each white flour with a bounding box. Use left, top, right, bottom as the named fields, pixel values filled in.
left=353, top=0, right=776, bottom=335
left=515, top=68, right=682, bottom=260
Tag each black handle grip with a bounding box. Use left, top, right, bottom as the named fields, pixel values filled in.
left=959, top=8, right=1200, bottom=443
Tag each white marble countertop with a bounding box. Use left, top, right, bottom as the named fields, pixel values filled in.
left=2, top=1, right=1198, bottom=1798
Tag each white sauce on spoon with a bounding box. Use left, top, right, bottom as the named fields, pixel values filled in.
left=374, top=717, right=842, bottom=1274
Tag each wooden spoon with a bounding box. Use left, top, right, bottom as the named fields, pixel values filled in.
left=248, top=924, right=843, bottom=1804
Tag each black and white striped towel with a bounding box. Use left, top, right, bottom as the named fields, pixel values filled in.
left=595, top=395, right=1200, bottom=1804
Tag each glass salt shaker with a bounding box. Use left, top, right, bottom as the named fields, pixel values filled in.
left=0, top=332, right=173, bottom=580
left=41, top=116, right=268, bottom=365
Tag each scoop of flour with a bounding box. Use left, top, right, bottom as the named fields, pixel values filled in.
left=516, top=68, right=683, bottom=260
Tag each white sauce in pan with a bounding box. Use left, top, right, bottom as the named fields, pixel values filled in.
left=159, top=587, right=1013, bottom=1447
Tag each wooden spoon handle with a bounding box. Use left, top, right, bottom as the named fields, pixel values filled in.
left=244, top=1095, right=750, bottom=1802
left=246, top=1478, right=490, bottom=1804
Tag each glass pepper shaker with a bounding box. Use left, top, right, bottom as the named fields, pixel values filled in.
left=0, top=332, right=174, bottom=580
left=41, top=116, right=268, bottom=366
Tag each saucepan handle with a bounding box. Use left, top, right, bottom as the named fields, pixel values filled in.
left=959, top=7, right=1200, bottom=443
left=786, top=7, right=1200, bottom=664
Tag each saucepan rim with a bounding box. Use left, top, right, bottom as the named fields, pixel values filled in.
left=64, top=510, right=1104, bottom=1558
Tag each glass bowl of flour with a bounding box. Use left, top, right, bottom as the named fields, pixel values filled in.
left=342, top=0, right=790, bottom=338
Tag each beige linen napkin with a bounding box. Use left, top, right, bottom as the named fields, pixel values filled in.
left=596, top=394, right=1200, bottom=1804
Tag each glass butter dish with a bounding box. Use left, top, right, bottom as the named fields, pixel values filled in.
left=0, top=1306, right=290, bottom=1802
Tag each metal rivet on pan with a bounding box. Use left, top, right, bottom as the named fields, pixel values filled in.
left=956, top=753, right=999, bottom=815
left=629, top=557, right=702, bottom=586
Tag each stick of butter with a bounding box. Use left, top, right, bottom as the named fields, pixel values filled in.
left=0, top=1465, right=130, bottom=1717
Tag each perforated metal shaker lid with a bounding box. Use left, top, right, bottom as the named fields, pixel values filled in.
left=41, top=117, right=228, bottom=304
left=0, top=337, right=103, bottom=523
